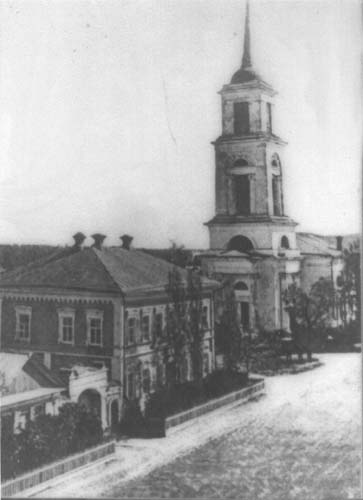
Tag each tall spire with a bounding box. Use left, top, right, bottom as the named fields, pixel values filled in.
left=241, top=0, right=252, bottom=69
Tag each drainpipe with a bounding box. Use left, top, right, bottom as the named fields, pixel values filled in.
left=279, top=273, right=283, bottom=330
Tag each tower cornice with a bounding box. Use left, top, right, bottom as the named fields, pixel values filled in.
left=212, top=133, right=287, bottom=147
left=204, top=214, right=298, bottom=227
left=220, top=81, right=277, bottom=97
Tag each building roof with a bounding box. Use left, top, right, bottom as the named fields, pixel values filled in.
left=1, top=387, right=64, bottom=411
left=0, top=247, right=219, bottom=295
left=0, top=248, right=120, bottom=292
left=0, top=352, right=65, bottom=392
left=296, top=233, right=342, bottom=257
left=23, top=355, right=65, bottom=388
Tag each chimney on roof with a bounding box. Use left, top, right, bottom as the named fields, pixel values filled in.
left=72, top=232, right=86, bottom=249
left=91, top=233, right=106, bottom=250
left=336, top=236, right=343, bottom=251
left=120, top=234, right=133, bottom=250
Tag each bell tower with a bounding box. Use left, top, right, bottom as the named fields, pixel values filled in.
left=206, top=1, right=298, bottom=255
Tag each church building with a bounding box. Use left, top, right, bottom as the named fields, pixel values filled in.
left=200, top=1, right=344, bottom=333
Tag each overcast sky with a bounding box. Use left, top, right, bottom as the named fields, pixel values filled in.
left=0, top=0, right=361, bottom=248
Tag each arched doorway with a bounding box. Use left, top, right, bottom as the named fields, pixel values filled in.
left=227, top=235, right=253, bottom=253
left=78, top=389, right=101, bottom=418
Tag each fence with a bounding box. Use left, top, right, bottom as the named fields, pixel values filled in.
left=1, top=440, right=116, bottom=498
left=165, top=379, right=265, bottom=430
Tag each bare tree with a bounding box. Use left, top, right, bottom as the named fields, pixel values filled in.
left=161, top=267, right=205, bottom=387
left=187, top=269, right=204, bottom=385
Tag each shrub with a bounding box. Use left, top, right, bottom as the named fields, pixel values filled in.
left=203, top=369, right=248, bottom=399
left=118, top=400, right=146, bottom=437
left=324, top=323, right=361, bottom=352
left=144, top=370, right=248, bottom=420
left=1, top=415, right=18, bottom=480
left=1, top=402, right=103, bottom=482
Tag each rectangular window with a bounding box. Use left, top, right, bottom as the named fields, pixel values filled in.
left=141, top=315, right=150, bottom=341
left=203, top=352, right=210, bottom=377
left=234, top=102, right=250, bottom=135
left=272, top=175, right=281, bottom=216
left=182, top=355, right=189, bottom=382
left=234, top=175, right=250, bottom=215
left=16, top=314, right=31, bottom=340
left=142, top=368, right=151, bottom=393
left=154, top=313, right=163, bottom=337
left=127, top=318, right=136, bottom=345
left=86, top=310, right=103, bottom=346
left=202, top=306, right=209, bottom=328
left=267, top=102, right=272, bottom=133
left=15, top=409, right=30, bottom=432
left=90, top=318, right=102, bottom=345
left=58, top=308, right=75, bottom=344
left=32, top=404, right=45, bottom=419
left=156, top=363, right=164, bottom=389
left=61, top=316, right=74, bottom=343
left=127, top=372, right=135, bottom=399
left=15, top=306, right=31, bottom=341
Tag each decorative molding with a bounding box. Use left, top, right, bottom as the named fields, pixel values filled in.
left=0, top=290, right=115, bottom=305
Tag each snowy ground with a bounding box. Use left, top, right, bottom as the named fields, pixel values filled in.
left=30, top=353, right=361, bottom=500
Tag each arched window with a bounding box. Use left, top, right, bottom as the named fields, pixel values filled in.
left=280, top=236, right=290, bottom=249
left=234, top=158, right=249, bottom=167
left=271, top=154, right=281, bottom=171
left=267, top=102, right=272, bottom=133
left=234, top=281, right=248, bottom=291
left=234, top=175, right=250, bottom=214
left=227, top=235, right=254, bottom=253
left=271, top=154, right=283, bottom=216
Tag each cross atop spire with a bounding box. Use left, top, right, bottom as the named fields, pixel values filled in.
left=241, top=0, right=252, bottom=69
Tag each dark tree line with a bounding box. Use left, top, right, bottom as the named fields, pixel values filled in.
left=160, top=267, right=205, bottom=388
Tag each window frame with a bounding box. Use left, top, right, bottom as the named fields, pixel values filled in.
left=142, top=367, right=151, bottom=394
left=203, top=351, right=210, bottom=377
left=156, top=362, right=165, bottom=389
left=127, top=317, right=136, bottom=345
left=127, top=371, right=135, bottom=399
left=57, top=308, right=75, bottom=345
left=267, top=102, right=272, bottom=133
left=202, top=305, right=209, bottom=329
left=272, top=174, right=283, bottom=216
left=15, top=306, right=32, bottom=342
left=280, top=235, right=290, bottom=250
left=141, top=314, right=150, bottom=342
left=86, top=310, right=104, bottom=346
left=154, top=312, right=163, bottom=338
left=234, top=101, right=250, bottom=135
left=234, top=174, right=250, bottom=215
